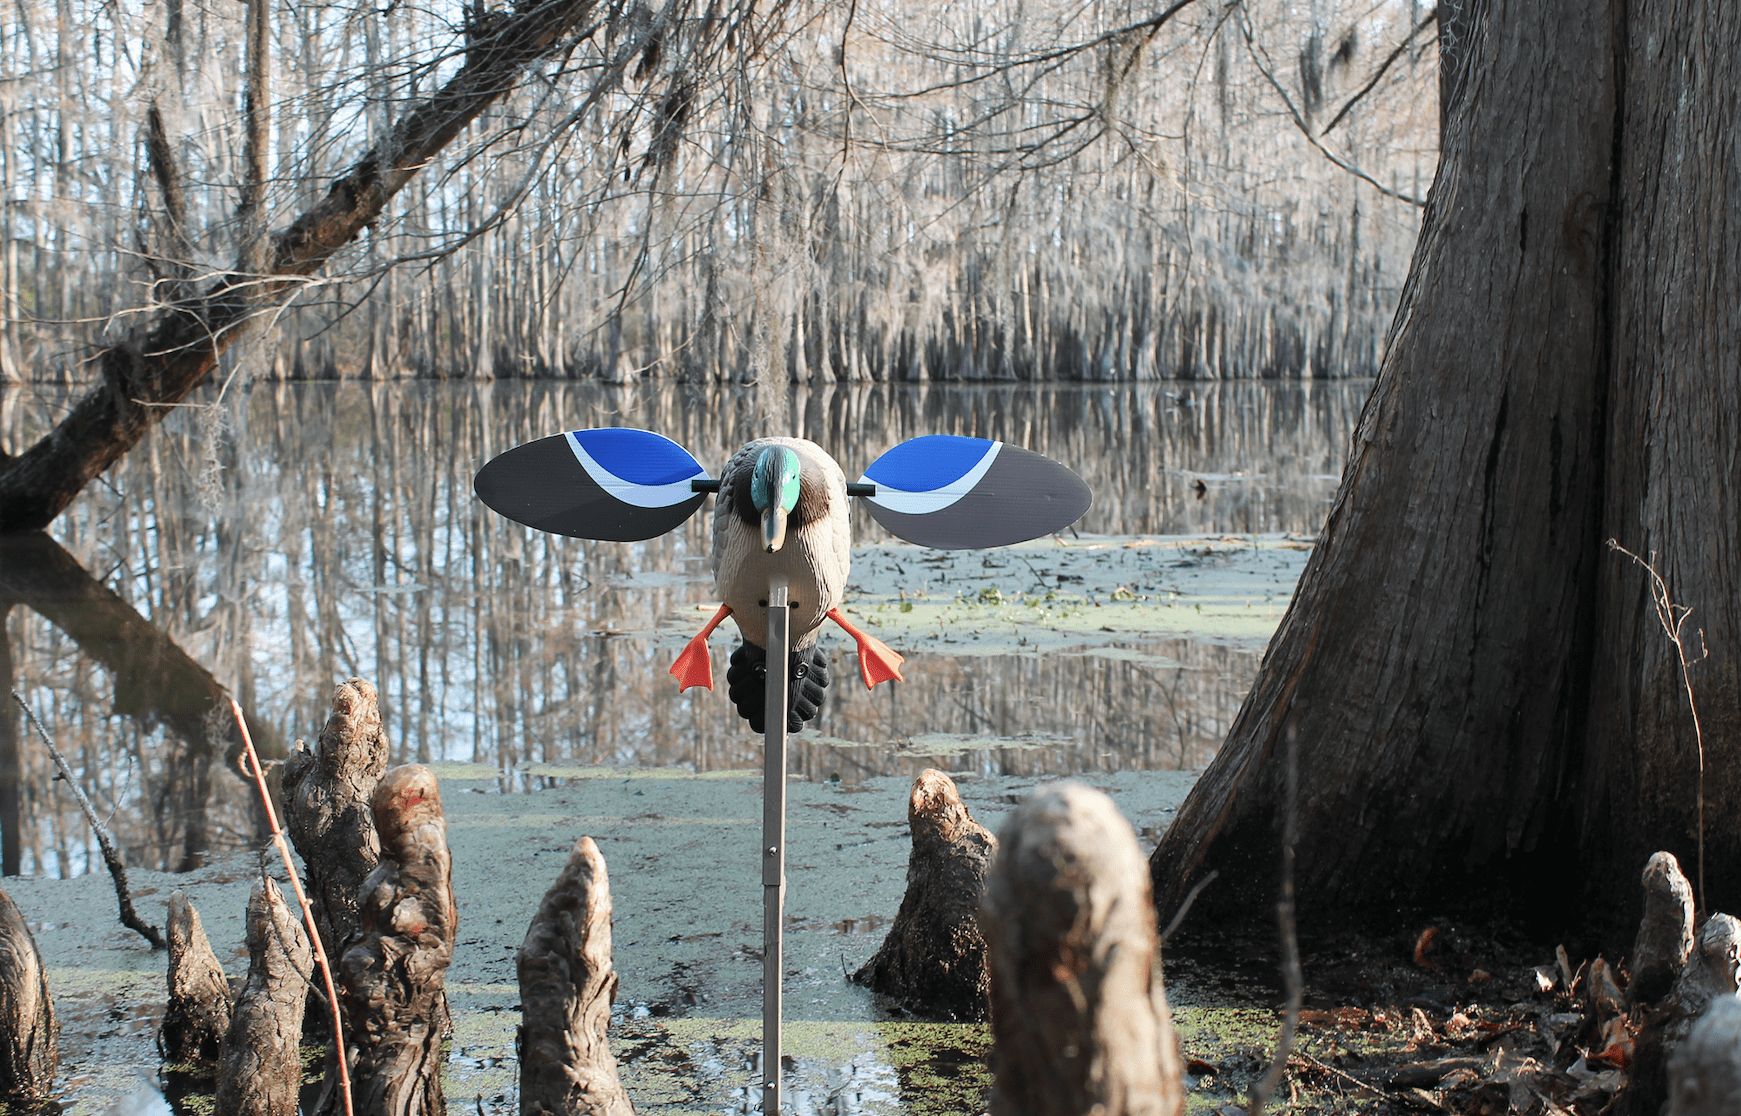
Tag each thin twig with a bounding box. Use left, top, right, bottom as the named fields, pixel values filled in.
left=1238, top=11, right=1425, bottom=207
left=227, top=697, right=356, bottom=1116
left=12, top=690, right=164, bottom=949
left=1608, top=540, right=1709, bottom=915
left=1160, top=868, right=1218, bottom=941
left=1288, top=1050, right=1384, bottom=1097
left=1247, top=720, right=1303, bottom=1115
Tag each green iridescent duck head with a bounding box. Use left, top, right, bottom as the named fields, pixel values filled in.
left=751, top=445, right=803, bottom=552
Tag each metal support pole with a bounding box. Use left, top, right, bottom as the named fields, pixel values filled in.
left=761, top=575, right=790, bottom=1116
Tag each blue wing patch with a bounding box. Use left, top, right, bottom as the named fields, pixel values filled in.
left=475, top=429, right=710, bottom=541
left=567, top=429, right=706, bottom=508
left=857, top=437, right=1090, bottom=549
left=571, top=429, right=703, bottom=489
left=862, top=436, right=998, bottom=497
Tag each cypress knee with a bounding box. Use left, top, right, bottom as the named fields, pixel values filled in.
left=281, top=677, right=389, bottom=962
left=340, top=763, right=456, bottom=1116
left=518, top=836, right=634, bottom=1116
left=853, top=769, right=995, bottom=1020
left=1632, top=852, right=1696, bottom=1008
left=215, top=877, right=311, bottom=1116
left=161, top=890, right=232, bottom=1065
left=0, top=882, right=57, bottom=1100
left=1670, top=996, right=1741, bottom=1116
left=983, top=781, right=1184, bottom=1116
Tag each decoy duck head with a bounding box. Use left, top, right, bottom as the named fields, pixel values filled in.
left=750, top=445, right=803, bottom=553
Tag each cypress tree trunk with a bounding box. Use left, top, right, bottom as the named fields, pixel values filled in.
left=1151, top=0, right=1741, bottom=938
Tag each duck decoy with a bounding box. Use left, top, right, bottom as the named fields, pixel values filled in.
left=474, top=426, right=1090, bottom=1116
left=474, top=428, right=1090, bottom=732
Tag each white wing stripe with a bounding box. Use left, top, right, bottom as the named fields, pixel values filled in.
left=859, top=441, right=1002, bottom=515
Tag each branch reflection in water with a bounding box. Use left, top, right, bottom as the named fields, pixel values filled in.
left=0, top=378, right=1364, bottom=878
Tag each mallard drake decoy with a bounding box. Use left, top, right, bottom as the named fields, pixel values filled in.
left=474, top=428, right=1091, bottom=733
left=673, top=438, right=904, bottom=733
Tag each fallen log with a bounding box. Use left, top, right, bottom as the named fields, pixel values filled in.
left=0, top=882, right=57, bottom=1100
left=1669, top=994, right=1741, bottom=1116
left=161, top=890, right=233, bottom=1065
left=339, top=763, right=456, bottom=1116
left=214, top=877, right=311, bottom=1116
left=982, top=781, right=1185, bottom=1116
left=282, top=678, right=389, bottom=961
left=518, top=836, right=633, bottom=1116
left=852, top=769, right=995, bottom=1020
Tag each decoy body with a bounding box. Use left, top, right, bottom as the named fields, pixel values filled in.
left=473, top=428, right=1090, bottom=734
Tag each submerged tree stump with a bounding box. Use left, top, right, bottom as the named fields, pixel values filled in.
left=0, top=882, right=57, bottom=1099
left=518, top=836, right=634, bottom=1116
left=161, top=890, right=233, bottom=1065
left=982, top=781, right=1185, bottom=1116
left=282, top=678, right=389, bottom=961
left=339, top=764, right=456, bottom=1116
left=215, top=877, right=311, bottom=1116
left=852, top=770, right=996, bottom=1020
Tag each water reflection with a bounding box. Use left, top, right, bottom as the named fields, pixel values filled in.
left=0, top=379, right=1365, bottom=877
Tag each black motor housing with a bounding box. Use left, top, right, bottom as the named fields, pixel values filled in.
left=726, top=642, right=830, bottom=733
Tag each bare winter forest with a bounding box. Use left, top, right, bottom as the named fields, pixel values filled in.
left=1, top=0, right=1438, bottom=383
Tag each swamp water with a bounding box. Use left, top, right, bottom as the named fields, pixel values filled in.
left=0, top=377, right=1368, bottom=1114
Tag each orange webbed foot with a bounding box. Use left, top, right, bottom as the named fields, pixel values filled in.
left=826, top=608, right=906, bottom=689
left=671, top=604, right=733, bottom=691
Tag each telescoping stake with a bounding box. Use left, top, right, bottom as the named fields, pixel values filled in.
left=762, top=575, right=791, bottom=1116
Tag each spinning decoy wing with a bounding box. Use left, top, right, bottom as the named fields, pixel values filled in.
left=857, top=435, right=1091, bottom=549
left=474, top=428, right=709, bottom=541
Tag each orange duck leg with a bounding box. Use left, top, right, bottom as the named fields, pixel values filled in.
left=671, top=604, right=733, bottom=691
left=826, top=608, right=905, bottom=689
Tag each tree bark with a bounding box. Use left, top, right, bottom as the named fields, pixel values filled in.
left=215, top=876, right=311, bottom=1116
left=339, top=764, right=456, bottom=1116
left=1151, top=0, right=1741, bottom=938
left=0, top=0, right=600, bottom=534
left=1577, top=0, right=1741, bottom=929
left=983, top=781, right=1184, bottom=1116
left=517, top=836, right=634, bottom=1116
left=853, top=769, right=995, bottom=1020
left=161, top=890, right=233, bottom=1066
left=283, top=677, right=388, bottom=963
left=0, top=882, right=56, bottom=1099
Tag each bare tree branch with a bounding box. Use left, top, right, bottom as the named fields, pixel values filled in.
left=1238, top=10, right=1426, bottom=207
left=0, top=0, right=602, bottom=533
left=1320, top=7, right=1438, bottom=137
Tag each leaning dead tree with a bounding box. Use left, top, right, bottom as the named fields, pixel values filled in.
left=282, top=678, right=389, bottom=963
left=518, top=836, right=634, bottom=1116
left=161, top=890, right=233, bottom=1065
left=0, top=882, right=56, bottom=1099
left=214, top=877, right=311, bottom=1116
left=339, top=764, right=457, bottom=1116
left=853, top=769, right=996, bottom=1019
left=984, top=782, right=1184, bottom=1116
left=0, top=0, right=607, bottom=533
